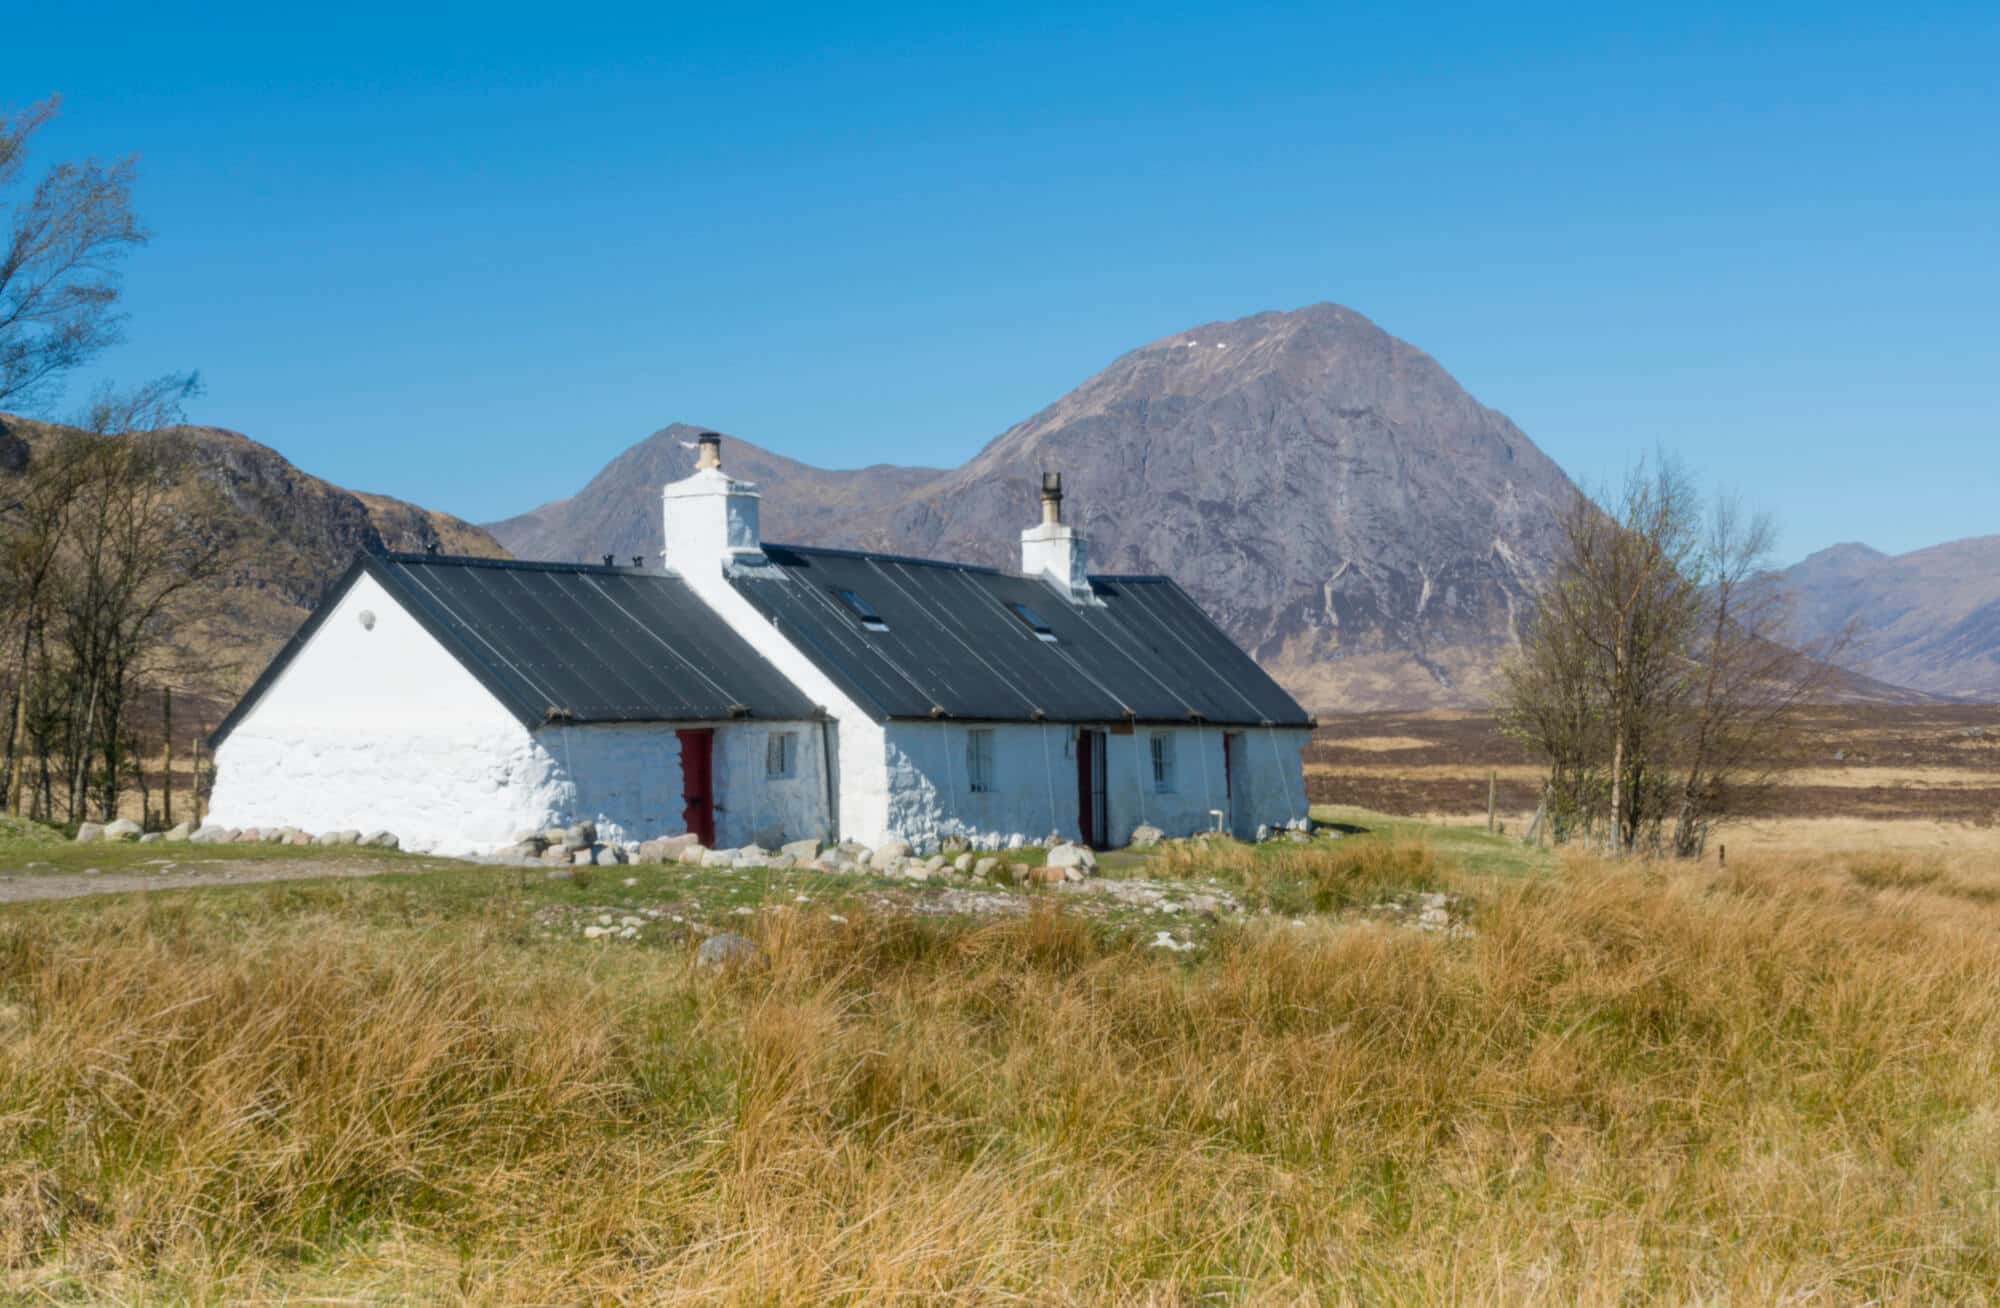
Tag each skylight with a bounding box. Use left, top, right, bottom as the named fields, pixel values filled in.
left=834, top=587, right=889, bottom=631
left=1007, top=601, right=1059, bottom=642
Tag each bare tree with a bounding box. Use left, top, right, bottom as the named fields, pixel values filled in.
left=1502, top=459, right=1828, bottom=858
left=1, top=96, right=148, bottom=412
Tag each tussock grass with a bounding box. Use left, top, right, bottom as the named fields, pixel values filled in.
left=3, top=842, right=2000, bottom=1301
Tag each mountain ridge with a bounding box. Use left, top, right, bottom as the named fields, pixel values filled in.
left=1776, top=534, right=2000, bottom=701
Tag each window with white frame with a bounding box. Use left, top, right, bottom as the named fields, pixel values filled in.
left=966, top=728, right=995, bottom=793
left=765, top=731, right=797, bottom=779
left=1150, top=732, right=1177, bottom=793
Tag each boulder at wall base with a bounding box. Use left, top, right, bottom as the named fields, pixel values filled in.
left=696, top=932, right=760, bottom=969
left=541, top=844, right=573, bottom=866
left=189, top=825, right=236, bottom=844
left=362, top=831, right=400, bottom=850
left=869, top=838, right=912, bottom=871
left=163, top=821, right=193, bottom=843
left=781, top=838, right=824, bottom=863
left=103, top=818, right=143, bottom=842
left=678, top=843, right=710, bottom=866
left=637, top=834, right=699, bottom=865
left=1129, top=824, right=1165, bottom=849
left=74, top=822, right=106, bottom=843
left=1046, top=843, right=1097, bottom=873
left=700, top=849, right=736, bottom=870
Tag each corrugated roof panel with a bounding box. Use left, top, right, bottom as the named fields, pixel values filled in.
left=212, top=554, right=820, bottom=745
left=729, top=545, right=1310, bottom=727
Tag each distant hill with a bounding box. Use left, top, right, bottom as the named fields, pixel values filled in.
left=0, top=414, right=508, bottom=706
left=487, top=304, right=1581, bottom=711
left=1777, top=537, right=2000, bottom=701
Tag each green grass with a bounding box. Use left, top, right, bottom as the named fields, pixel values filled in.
left=1312, top=802, right=1556, bottom=878
left=0, top=835, right=434, bottom=877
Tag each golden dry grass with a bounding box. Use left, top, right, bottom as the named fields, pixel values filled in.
left=5, top=840, right=2000, bottom=1302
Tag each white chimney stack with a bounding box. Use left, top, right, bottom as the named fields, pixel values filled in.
left=662, top=432, right=763, bottom=576
left=1020, top=471, right=1092, bottom=602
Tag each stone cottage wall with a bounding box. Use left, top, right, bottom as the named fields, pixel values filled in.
left=878, top=721, right=1314, bottom=852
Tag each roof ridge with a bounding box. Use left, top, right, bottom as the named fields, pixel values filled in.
left=377, top=551, right=670, bottom=577
left=760, top=542, right=1006, bottom=575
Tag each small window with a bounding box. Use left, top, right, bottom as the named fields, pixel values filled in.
left=765, top=731, right=797, bottom=779
left=834, top=587, right=889, bottom=631
left=1150, top=732, right=1176, bottom=794
left=966, top=728, right=995, bottom=793
left=1006, top=601, right=1058, bottom=642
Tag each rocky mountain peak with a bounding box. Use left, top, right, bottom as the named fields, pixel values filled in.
left=487, top=304, right=1581, bottom=709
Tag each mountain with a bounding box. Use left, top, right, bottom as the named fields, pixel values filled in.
left=486, top=303, right=1581, bottom=710
left=0, top=414, right=508, bottom=705
left=1777, top=537, right=2000, bottom=701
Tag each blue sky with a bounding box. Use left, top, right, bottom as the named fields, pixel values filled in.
left=10, top=1, right=1996, bottom=563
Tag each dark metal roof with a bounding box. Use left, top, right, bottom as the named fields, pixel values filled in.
left=728, top=544, right=1311, bottom=727
left=211, top=553, right=819, bottom=745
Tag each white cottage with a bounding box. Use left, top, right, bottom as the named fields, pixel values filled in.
left=207, top=435, right=1314, bottom=855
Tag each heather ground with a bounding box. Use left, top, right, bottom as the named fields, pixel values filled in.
left=3, top=809, right=1999, bottom=1302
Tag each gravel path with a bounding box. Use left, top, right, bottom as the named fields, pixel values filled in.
left=0, top=860, right=397, bottom=903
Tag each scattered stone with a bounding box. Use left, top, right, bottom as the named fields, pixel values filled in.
left=74, top=822, right=106, bottom=843
left=954, top=852, right=975, bottom=873
left=582, top=925, right=607, bottom=939
left=138, top=832, right=163, bottom=844
left=103, top=818, right=143, bottom=842
left=622, top=876, right=638, bottom=887
left=696, top=932, right=760, bottom=969
left=924, top=854, right=947, bottom=873
left=1149, top=931, right=1196, bottom=953
left=82, top=867, right=101, bottom=876
left=362, top=830, right=400, bottom=850
left=1129, top=824, right=1165, bottom=849
left=973, top=856, right=1000, bottom=880
left=544, top=866, right=580, bottom=882
left=1028, top=866, right=1066, bottom=886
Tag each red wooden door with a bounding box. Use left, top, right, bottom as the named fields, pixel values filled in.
left=677, top=728, right=715, bottom=846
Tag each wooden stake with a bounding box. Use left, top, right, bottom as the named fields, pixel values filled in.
left=162, top=687, right=174, bottom=828
left=192, top=733, right=204, bottom=826
left=7, top=688, right=23, bottom=818
left=1486, top=770, right=1497, bottom=834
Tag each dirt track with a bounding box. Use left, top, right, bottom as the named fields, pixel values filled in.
left=0, top=860, right=396, bottom=904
